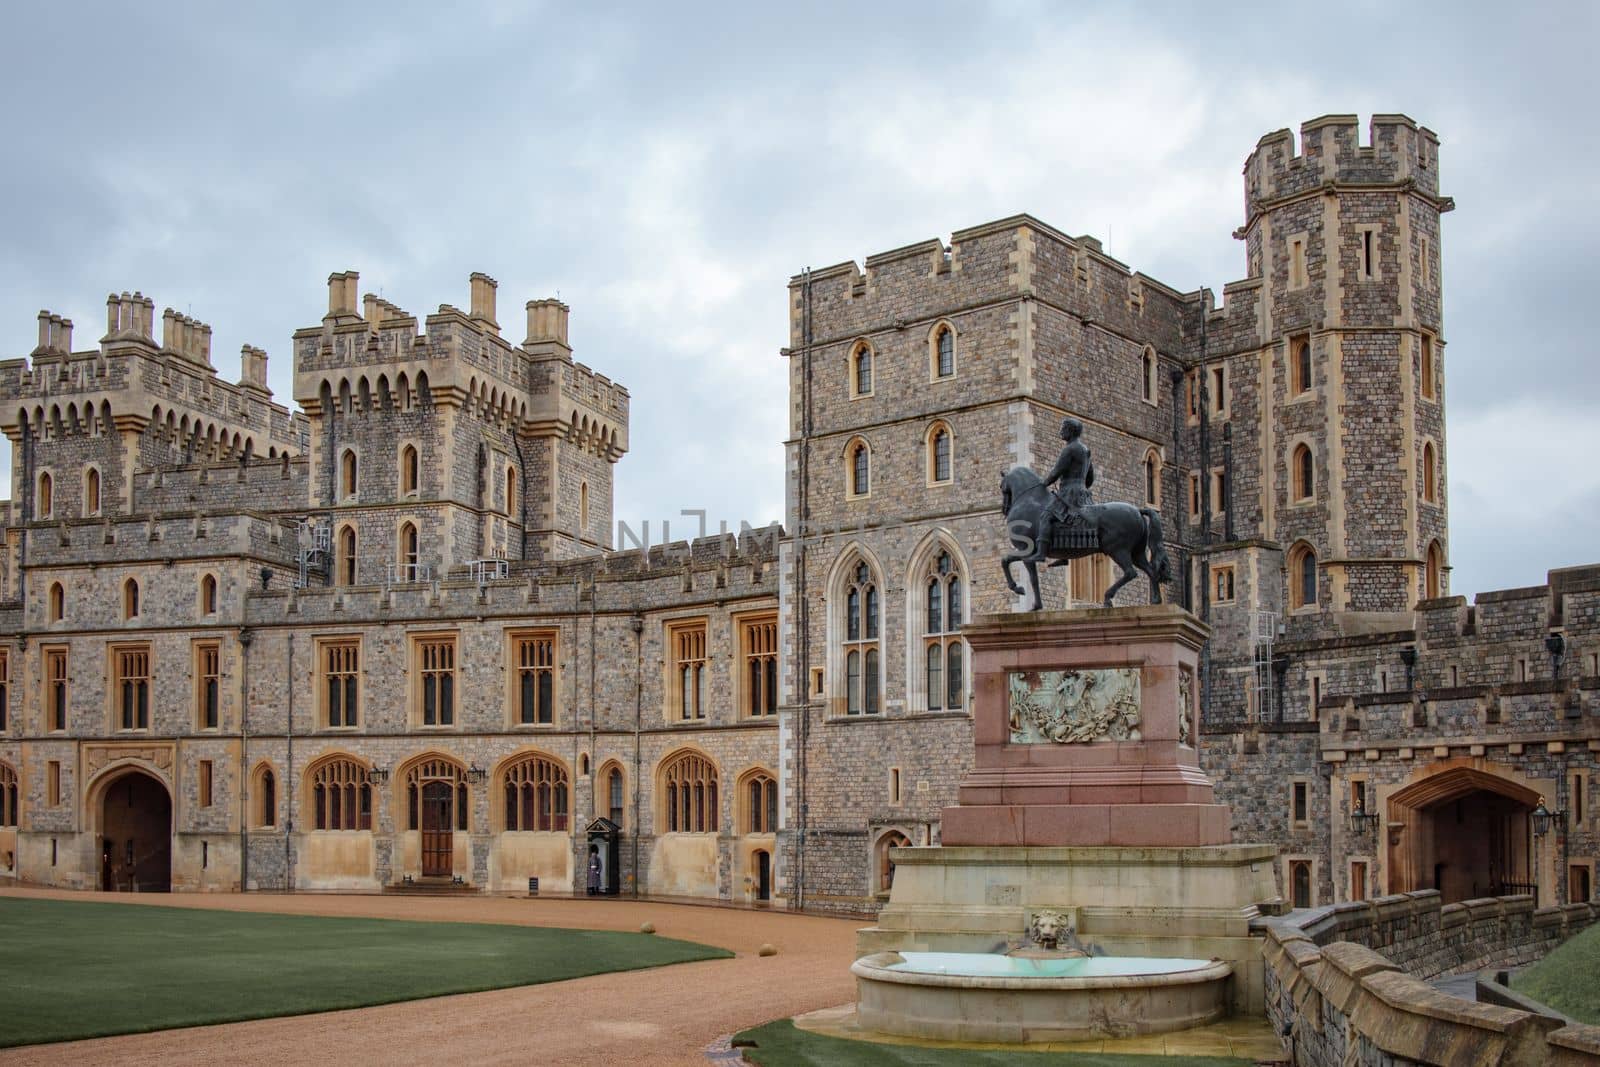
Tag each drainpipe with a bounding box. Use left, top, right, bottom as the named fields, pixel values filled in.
left=794, top=267, right=815, bottom=911
left=285, top=632, right=295, bottom=892
left=238, top=627, right=253, bottom=892
left=631, top=615, right=644, bottom=897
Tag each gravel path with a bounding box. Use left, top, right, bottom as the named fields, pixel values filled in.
left=0, top=888, right=862, bottom=1066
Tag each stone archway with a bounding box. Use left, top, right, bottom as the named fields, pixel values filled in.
left=1386, top=763, right=1539, bottom=903
left=97, top=769, right=172, bottom=892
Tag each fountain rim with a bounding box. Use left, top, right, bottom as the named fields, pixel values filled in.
left=851, top=951, right=1232, bottom=992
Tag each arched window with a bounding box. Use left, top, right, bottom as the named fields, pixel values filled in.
left=927, top=423, right=952, bottom=484
left=602, top=762, right=626, bottom=826
left=924, top=550, right=965, bottom=711
left=400, top=444, right=419, bottom=496
left=309, top=757, right=372, bottom=831
left=877, top=830, right=912, bottom=892
left=200, top=574, right=218, bottom=615
left=37, top=471, right=52, bottom=519
left=405, top=756, right=470, bottom=832
left=1425, top=541, right=1444, bottom=600
left=932, top=325, right=955, bottom=379
left=122, top=578, right=140, bottom=620
left=579, top=481, right=589, bottom=529
left=337, top=525, right=357, bottom=586
left=850, top=341, right=873, bottom=397
left=501, top=754, right=569, bottom=832
left=843, top=561, right=880, bottom=715
left=1141, top=346, right=1156, bottom=403
left=1422, top=442, right=1438, bottom=503
left=84, top=467, right=101, bottom=516
left=255, top=764, right=277, bottom=828
left=661, top=751, right=718, bottom=833
left=1292, top=337, right=1313, bottom=395
left=848, top=439, right=870, bottom=498
left=48, top=582, right=64, bottom=623
left=1293, top=445, right=1314, bottom=502
left=339, top=449, right=358, bottom=500
left=1144, top=449, right=1161, bottom=506
left=399, top=522, right=419, bottom=578
left=506, top=465, right=518, bottom=518
left=742, top=770, right=778, bottom=834
left=1289, top=544, right=1318, bottom=611
left=0, top=762, right=17, bottom=828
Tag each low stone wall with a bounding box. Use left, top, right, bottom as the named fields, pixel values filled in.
left=1261, top=891, right=1600, bottom=1065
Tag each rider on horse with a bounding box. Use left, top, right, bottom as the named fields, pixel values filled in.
left=1040, top=417, right=1096, bottom=550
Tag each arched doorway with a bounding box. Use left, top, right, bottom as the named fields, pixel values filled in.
left=99, top=770, right=171, bottom=892
left=1387, top=765, right=1538, bottom=903
left=875, top=830, right=912, bottom=894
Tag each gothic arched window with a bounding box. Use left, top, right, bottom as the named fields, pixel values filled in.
left=851, top=341, right=873, bottom=397
left=661, top=751, right=718, bottom=833
left=928, top=424, right=952, bottom=484
left=501, top=754, right=569, bottom=832
left=844, top=561, right=880, bottom=715
left=1289, top=543, right=1318, bottom=611
left=924, top=551, right=965, bottom=711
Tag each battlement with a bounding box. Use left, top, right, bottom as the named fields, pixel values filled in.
left=0, top=289, right=303, bottom=462
left=292, top=271, right=628, bottom=453
left=788, top=213, right=1189, bottom=350
left=240, top=524, right=780, bottom=626
left=1244, top=113, right=1443, bottom=210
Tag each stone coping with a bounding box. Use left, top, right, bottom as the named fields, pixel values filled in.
left=963, top=605, right=1210, bottom=652
left=890, top=843, right=1278, bottom=866
left=1261, top=891, right=1600, bottom=1065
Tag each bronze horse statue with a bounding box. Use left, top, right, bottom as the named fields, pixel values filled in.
left=1000, top=466, right=1171, bottom=610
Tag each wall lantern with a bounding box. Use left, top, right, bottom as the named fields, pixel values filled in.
left=1348, top=797, right=1380, bottom=836
left=1530, top=799, right=1565, bottom=837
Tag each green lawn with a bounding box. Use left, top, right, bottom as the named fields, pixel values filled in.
left=0, top=897, right=729, bottom=1047
left=1510, top=920, right=1600, bottom=1024
left=733, top=1020, right=1251, bottom=1067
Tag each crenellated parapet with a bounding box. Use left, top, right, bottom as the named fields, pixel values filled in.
left=1243, top=114, right=1448, bottom=219
left=291, top=272, right=628, bottom=458
left=0, top=290, right=305, bottom=525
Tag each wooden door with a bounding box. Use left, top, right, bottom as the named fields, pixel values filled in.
left=422, top=781, right=453, bottom=877
left=756, top=850, right=771, bottom=901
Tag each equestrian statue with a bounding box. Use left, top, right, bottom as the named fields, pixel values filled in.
left=1001, top=417, right=1171, bottom=611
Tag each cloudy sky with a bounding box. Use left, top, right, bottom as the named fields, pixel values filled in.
left=1, top=1, right=1593, bottom=599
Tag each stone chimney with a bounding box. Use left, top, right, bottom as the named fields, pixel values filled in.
left=469, top=273, right=499, bottom=336
left=240, top=345, right=269, bottom=392
left=326, top=271, right=360, bottom=317
left=33, top=311, right=73, bottom=355
left=161, top=310, right=214, bottom=365
left=523, top=298, right=571, bottom=357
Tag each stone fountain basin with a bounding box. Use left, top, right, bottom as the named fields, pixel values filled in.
left=852, top=951, right=1232, bottom=1043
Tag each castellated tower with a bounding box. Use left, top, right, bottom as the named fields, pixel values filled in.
left=0, top=293, right=302, bottom=566
left=291, top=272, right=628, bottom=576
left=1197, top=114, right=1452, bottom=642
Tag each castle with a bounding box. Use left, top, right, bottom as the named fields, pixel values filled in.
left=0, top=114, right=1593, bottom=914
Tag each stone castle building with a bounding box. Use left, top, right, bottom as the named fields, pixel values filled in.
left=0, top=114, right=1593, bottom=914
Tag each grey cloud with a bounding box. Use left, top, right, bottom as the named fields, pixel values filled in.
left=1, top=1, right=1594, bottom=599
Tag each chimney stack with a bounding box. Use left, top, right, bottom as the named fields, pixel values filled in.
left=327, top=271, right=359, bottom=317
left=469, top=273, right=499, bottom=335
left=523, top=298, right=571, bottom=357
left=363, top=292, right=382, bottom=331
left=240, top=345, right=269, bottom=392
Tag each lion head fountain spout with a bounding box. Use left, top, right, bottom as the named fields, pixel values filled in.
left=1007, top=910, right=1090, bottom=959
